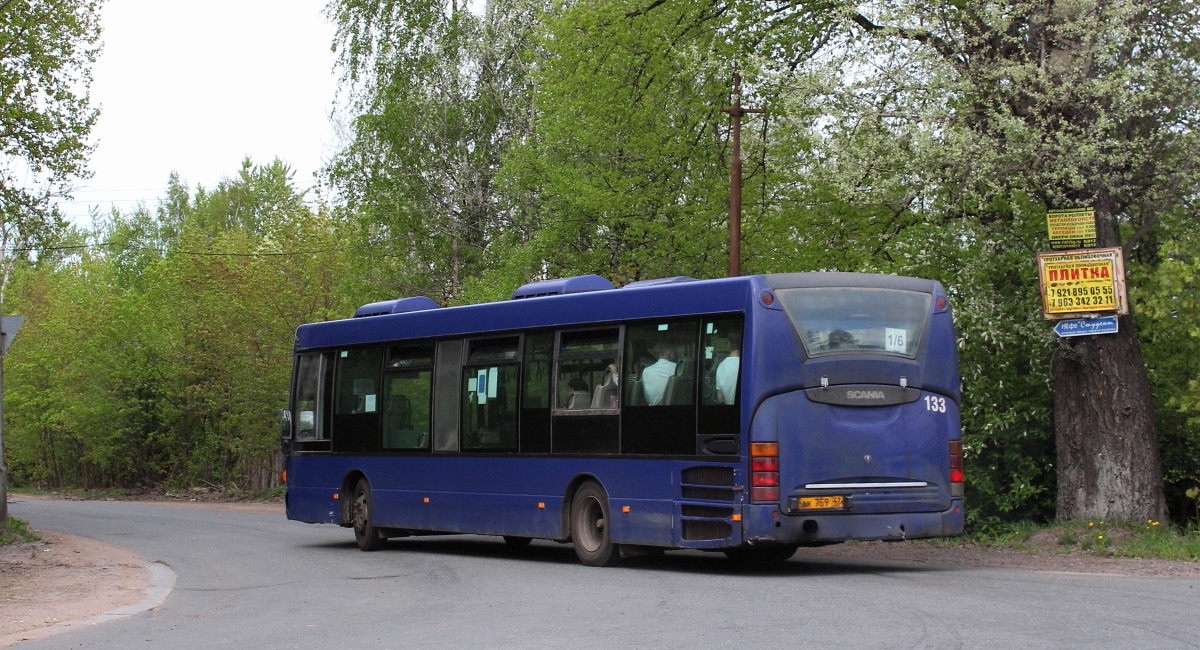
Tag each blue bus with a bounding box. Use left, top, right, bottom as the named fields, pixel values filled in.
left=281, top=273, right=963, bottom=565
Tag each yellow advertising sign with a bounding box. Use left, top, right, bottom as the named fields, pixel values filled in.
left=1047, top=208, right=1097, bottom=250
left=1037, top=247, right=1128, bottom=319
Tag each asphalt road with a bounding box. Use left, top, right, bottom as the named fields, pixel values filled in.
left=11, top=499, right=1200, bottom=649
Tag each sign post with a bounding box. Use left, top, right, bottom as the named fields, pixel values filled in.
left=0, top=315, right=24, bottom=524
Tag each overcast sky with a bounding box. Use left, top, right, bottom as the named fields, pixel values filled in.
left=55, top=0, right=340, bottom=225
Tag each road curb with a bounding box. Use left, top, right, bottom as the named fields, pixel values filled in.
left=83, top=561, right=176, bottom=625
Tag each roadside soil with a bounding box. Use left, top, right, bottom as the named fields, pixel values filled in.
left=2, top=496, right=1198, bottom=647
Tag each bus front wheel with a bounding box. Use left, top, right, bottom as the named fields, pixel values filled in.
left=351, top=478, right=386, bottom=552
left=570, top=482, right=620, bottom=567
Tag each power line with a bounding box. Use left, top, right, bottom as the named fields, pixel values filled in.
left=15, top=241, right=350, bottom=258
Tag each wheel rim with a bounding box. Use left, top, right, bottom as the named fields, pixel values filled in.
left=353, top=490, right=369, bottom=536
left=577, top=496, right=605, bottom=553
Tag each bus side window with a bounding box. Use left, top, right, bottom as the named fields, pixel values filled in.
left=334, top=348, right=382, bottom=415
left=293, top=354, right=325, bottom=440
left=523, top=334, right=552, bottom=409
left=331, top=347, right=384, bottom=453
left=382, top=345, right=433, bottom=451
left=624, top=321, right=697, bottom=406
left=462, top=337, right=520, bottom=451
left=554, top=329, right=620, bottom=412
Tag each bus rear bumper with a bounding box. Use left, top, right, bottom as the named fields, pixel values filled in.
left=745, top=498, right=965, bottom=544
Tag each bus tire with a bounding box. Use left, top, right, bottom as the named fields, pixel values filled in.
left=570, top=482, right=621, bottom=567
left=351, top=478, right=387, bottom=552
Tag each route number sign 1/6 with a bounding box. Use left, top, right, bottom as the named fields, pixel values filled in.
left=1037, top=247, right=1128, bottom=319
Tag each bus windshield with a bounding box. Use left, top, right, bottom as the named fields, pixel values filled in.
left=777, top=287, right=931, bottom=358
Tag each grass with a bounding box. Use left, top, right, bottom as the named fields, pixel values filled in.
left=0, top=516, right=40, bottom=546
left=967, top=518, right=1200, bottom=561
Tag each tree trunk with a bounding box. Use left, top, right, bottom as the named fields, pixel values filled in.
left=1052, top=197, right=1167, bottom=522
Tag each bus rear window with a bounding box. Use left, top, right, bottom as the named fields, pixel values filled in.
left=777, top=287, right=931, bottom=358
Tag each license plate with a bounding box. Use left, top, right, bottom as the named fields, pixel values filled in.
left=796, top=495, right=845, bottom=510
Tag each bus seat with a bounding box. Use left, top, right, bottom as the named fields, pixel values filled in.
left=590, top=372, right=618, bottom=408
left=669, top=376, right=693, bottom=405
left=662, top=375, right=678, bottom=405
left=567, top=390, right=591, bottom=409
left=627, top=379, right=645, bottom=406
left=591, top=383, right=618, bottom=409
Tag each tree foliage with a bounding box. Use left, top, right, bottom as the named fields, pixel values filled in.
left=0, top=0, right=101, bottom=300
left=325, top=0, right=544, bottom=303
left=5, top=160, right=350, bottom=490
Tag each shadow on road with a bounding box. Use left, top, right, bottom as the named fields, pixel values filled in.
left=297, top=534, right=952, bottom=577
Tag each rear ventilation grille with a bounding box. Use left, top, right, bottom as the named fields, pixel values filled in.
left=682, top=486, right=735, bottom=502
left=682, top=505, right=733, bottom=518
left=683, top=520, right=732, bottom=541
left=680, top=466, right=736, bottom=502
left=681, top=466, right=734, bottom=487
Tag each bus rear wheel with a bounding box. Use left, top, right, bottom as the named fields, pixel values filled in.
left=570, top=482, right=620, bottom=567
left=351, top=478, right=386, bottom=552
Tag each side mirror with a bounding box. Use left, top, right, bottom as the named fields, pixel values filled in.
left=279, top=409, right=293, bottom=438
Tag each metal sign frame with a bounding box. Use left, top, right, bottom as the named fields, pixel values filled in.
left=1036, top=247, right=1128, bottom=320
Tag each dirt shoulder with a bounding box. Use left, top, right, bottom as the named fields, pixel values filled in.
left=0, top=529, right=151, bottom=647
left=2, top=498, right=1197, bottom=647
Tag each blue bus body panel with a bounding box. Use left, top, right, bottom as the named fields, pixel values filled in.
left=286, top=454, right=743, bottom=548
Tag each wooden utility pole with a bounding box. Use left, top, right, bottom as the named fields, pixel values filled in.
left=721, top=67, right=762, bottom=278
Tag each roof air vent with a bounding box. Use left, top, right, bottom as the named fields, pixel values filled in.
left=511, top=274, right=615, bottom=300
left=621, top=276, right=696, bottom=288
left=353, top=296, right=440, bottom=318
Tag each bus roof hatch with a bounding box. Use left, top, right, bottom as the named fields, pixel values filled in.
left=353, top=296, right=440, bottom=318
left=511, top=275, right=616, bottom=300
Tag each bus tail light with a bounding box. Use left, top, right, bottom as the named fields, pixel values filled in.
left=949, top=440, right=964, bottom=497
left=750, top=442, right=780, bottom=502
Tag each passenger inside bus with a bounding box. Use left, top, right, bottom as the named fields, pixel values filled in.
left=642, top=341, right=678, bottom=405
left=715, top=330, right=741, bottom=405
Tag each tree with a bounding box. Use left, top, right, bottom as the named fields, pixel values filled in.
left=844, top=0, right=1200, bottom=520
left=0, top=0, right=101, bottom=300
left=0, top=0, right=102, bottom=521
left=486, top=0, right=848, bottom=292
left=3, top=159, right=350, bottom=493
left=325, top=0, right=543, bottom=303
